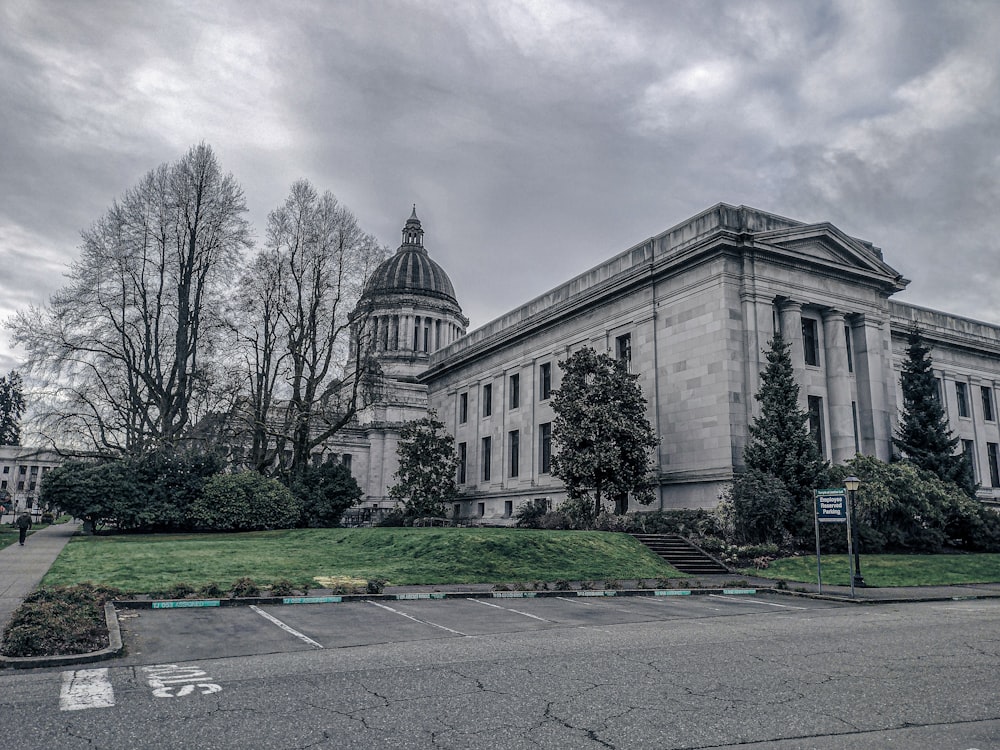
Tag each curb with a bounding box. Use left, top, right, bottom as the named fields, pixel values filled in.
left=0, top=603, right=124, bottom=670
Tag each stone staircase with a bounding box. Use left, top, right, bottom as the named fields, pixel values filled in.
left=630, top=534, right=730, bottom=575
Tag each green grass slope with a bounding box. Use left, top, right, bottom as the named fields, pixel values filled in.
left=42, top=527, right=682, bottom=594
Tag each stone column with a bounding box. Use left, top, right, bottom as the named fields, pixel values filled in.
left=823, top=310, right=855, bottom=463
left=853, top=314, right=893, bottom=460
left=779, top=300, right=807, bottom=410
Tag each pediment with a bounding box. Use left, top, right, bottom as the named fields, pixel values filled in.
left=752, top=223, right=905, bottom=285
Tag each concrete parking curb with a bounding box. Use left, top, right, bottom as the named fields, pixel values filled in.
left=0, top=603, right=123, bottom=670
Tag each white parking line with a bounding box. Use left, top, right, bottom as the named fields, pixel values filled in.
left=366, top=600, right=468, bottom=636
left=708, top=595, right=807, bottom=610
left=60, top=668, right=115, bottom=711
left=250, top=605, right=324, bottom=649
left=470, top=597, right=552, bottom=622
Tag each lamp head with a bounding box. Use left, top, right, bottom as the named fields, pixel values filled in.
left=844, top=475, right=861, bottom=492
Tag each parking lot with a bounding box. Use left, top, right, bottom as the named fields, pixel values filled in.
left=116, top=590, right=844, bottom=664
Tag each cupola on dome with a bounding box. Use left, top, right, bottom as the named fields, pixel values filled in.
left=364, top=207, right=457, bottom=303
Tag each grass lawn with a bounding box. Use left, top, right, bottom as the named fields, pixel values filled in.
left=42, top=527, right=683, bottom=594
left=755, top=553, right=1000, bottom=587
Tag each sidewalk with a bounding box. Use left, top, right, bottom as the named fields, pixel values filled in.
left=0, top=521, right=79, bottom=630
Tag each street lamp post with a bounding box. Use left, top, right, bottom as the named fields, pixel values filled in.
left=844, top=475, right=865, bottom=588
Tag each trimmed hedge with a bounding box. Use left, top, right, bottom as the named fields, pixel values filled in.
left=187, top=472, right=302, bottom=531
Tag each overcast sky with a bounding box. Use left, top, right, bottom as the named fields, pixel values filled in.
left=2, top=0, right=999, bottom=372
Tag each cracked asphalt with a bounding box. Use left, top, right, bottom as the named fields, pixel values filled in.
left=2, top=594, right=998, bottom=748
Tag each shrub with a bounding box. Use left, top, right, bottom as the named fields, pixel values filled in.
left=288, top=461, right=363, bottom=528
left=188, top=472, right=302, bottom=532
left=514, top=499, right=549, bottom=528
left=720, top=469, right=792, bottom=545
left=623, top=509, right=724, bottom=538
left=197, top=582, right=226, bottom=598
left=268, top=579, right=299, bottom=597
left=230, top=577, right=261, bottom=598
left=1, top=583, right=121, bottom=657
left=829, top=455, right=1000, bottom=553
left=366, top=578, right=387, bottom=594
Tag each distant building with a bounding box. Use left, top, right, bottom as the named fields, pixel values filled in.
left=0, top=445, right=63, bottom=519
left=332, top=204, right=1000, bottom=522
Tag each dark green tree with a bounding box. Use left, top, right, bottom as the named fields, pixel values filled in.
left=289, top=459, right=363, bottom=527
left=0, top=370, right=25, bottom=446
left=742, top=334, right=827, bottom=538
left=389, top=412, right=459, bottom=518
left=894, top=327, right=975, bottom=496
left=551, top=347, right=658, bottom=523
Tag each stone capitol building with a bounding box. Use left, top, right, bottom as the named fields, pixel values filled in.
left=331, top=203, right=1000, bottom=522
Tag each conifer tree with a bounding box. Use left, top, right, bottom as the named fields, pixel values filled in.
left=743, top=334, right=827, bottom=537
left=0, top=370, right=24, bottom=446
left=894, top=327, right=974, bottom=496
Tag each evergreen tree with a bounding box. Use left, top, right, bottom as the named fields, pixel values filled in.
left=389, top=412, right=459, bottom=518
left=743, top=334, right=827, bottom=537
left=0, top=370, right=25, bottom=446
left=894, top=327, right=974, bottom=496
left=551, top=347, right=658, bottom=523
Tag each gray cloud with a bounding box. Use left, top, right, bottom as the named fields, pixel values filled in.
left=2, top=0, right=999, bottom=366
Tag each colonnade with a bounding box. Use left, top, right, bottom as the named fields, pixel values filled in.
left=370, top=312, right=463, bottom=353
left=778, top=300, right=892, bottom=463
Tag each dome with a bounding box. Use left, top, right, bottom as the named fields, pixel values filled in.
left=364, top=208, right=458, bottom=304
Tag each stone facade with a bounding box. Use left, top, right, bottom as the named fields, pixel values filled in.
left=336, top=203, right=1000, bottom=521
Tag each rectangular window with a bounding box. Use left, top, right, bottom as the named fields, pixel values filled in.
left=482, top=383, right=493, bottom=417
left=934, top=377, right=943, bottom=402
left=17, top=481, right=24, bottom=491
left=852, top=401, right=860, bottom=454
left=807, top=395, right=824, bottom=455
left=509, top=430, right=520, bottom=478
left=540, top=362, right=552, bottom=400
left=1, top=480, right=6, bottom=490
left=18, top=466, right=25, bottom=475
left=982, top=386, right=995, bottom=422
left=29, top=466, right=38, bottom=475
left=477, top=502, right=485, bottom=518
left=845, top=325, right=854, bottom=373
left=956, top=382, right=970, bottom=418
left=504, top=500, right=513, bottom=517
left=615, top=333, right=632, bottom=371
left=509, top=374, right=520, bottom=409
left=458, top=442, right=467, bottom=484
left=539, top=422, right=552, bottom=474
left=341, top=454, right=352, bottom=470
left=963, top=440, right=977, bottom=482
left=459, top=392, right=468, bottom=423
left=989, top=443, right=1000, bottom=488
left=802, top=319, right=820, bottom=367
left=482, top=437, right=492, bottom=481
left=2, top=466, right=7, bottom=473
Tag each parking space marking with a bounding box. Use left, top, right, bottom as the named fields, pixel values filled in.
left=366, top=600, right=468, bottom=636
left=250, top=605, right=324, bottom=649
left=469, top=597, right=552, bottom=622
left=60, top=668, right=115, bottom=711
left=708, top=595, right=807, bottom=610
left=556, top=596, right=598, bottom=606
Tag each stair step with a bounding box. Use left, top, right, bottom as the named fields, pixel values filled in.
left=629, top=533, right=729, bottom=575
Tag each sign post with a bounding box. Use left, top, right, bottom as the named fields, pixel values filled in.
left=814, top=489, right=848, bottom=595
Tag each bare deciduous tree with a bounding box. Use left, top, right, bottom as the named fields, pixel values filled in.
left=230, top=180, right=387, bottom=476
left=10, top=144, right=250, bottom=456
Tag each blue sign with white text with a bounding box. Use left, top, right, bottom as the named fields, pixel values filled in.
left=815, top=489, right=848, bottom=523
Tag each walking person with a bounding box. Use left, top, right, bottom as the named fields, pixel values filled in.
left=15, top=511, right=32, bottom=546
